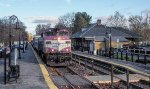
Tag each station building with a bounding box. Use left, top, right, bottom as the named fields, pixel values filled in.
left=71, top=20, right=141, bottom=52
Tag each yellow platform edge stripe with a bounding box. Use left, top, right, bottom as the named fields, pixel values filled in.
left=30, top=44, right=58, bottom=89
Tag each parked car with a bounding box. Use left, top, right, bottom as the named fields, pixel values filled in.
left=12, top=44, right=19, bottom=50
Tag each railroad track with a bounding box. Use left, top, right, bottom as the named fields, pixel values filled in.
left=72, top=57, right=123, bottom=75
left=47, top=66, right=98, bottom=89
left=47, top=66, right=75, bottom=89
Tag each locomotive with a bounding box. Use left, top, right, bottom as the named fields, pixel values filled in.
left=33, top=28, right=71, bottom=64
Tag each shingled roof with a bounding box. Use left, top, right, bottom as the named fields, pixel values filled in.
left=71, top=23, right=141, bottom=42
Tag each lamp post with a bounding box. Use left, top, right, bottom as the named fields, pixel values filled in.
left=8, top=16, right=14, bottom=66
left=117, top=39, right=119, bottom=52
left=105, top=26, right=108, bottom=57
left=109, top=28, right=112, bottom=58
left=10, top=15, right=21, bottom=59
left=17, top=22, right=21, bottom=59
left=22, top=32, right=25, bottom=53
left=93, top=35, right=96, bottom=55
left=109, top=33, right=112, bottom=58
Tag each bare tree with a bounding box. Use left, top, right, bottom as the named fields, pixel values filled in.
left=106, top=11, right=127, bottom=28
left=0, top=16, right=27, bottom=46
left=55, top=22, right=66, bottom=29
left=128, top=15, right=150, bottom=44
left=35, top=24, right=42, bottom=35
left=35, top=24, right=51, bottom=35
left=57, top=12, right=75, bottom=28
left=128, top=15, right=143, bottom=31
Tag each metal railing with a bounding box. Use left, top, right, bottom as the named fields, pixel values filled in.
left=96, top=49, right=150, bottom=65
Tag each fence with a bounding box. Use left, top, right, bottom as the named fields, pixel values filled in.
left=96, top=49, right=150, bottom=65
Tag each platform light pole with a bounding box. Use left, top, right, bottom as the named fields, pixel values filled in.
left=22, top=32, right=25, bottom=53
left=17, top=22, right=21, bottom=59
left=93, top=35, right=96, bottom=55
left=10, top=15, right=21, bottom=59
left=109, top=33, right=112, bottom=58
left=8, top=16, right=13, bottom=66
left=109, top=28, right=112, bottom=58
left=105, top=26, right=108, bottom=57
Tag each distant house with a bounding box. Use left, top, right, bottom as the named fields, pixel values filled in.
left=28, top=33, right=33, bottom=42
left=71, top=20, right=141, bottom=52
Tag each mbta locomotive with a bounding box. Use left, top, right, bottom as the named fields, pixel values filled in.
left=33, top=28, right=71, bottom=64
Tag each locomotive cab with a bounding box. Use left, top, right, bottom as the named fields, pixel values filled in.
left=41, top=29, right=71, bottom=64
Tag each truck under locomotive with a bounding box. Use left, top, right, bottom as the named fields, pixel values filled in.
left=35, top=29, right=71, bottom=64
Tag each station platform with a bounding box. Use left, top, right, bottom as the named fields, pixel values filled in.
left=86, top=74, right=149, bottom=84
left=0, top=44, right=57, bottom=89
left=72, top=51, right=150, bottom=77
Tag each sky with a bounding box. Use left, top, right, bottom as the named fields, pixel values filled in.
left=0, top=0, right=150, bottom=34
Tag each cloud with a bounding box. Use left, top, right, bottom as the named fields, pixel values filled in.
left=0, top=2, right=11, bottom=7
left=141, top=9, right=150, bottom=13
left=32, top=19, right=51, bottom=23
left=65, top=0, right=72, bottom=3
left=24, top=16, right=58, bottom=27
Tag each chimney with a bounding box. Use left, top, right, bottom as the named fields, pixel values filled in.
left=97, top=19, right=101, bottom=26
left=81, top=28, right=86, bottom=32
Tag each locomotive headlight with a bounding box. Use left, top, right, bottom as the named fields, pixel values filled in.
left=57, top=37, right=61, bottom=40
left=52, top=49, right=54, bottom=52
left=66, top=49, right=68, bottom=51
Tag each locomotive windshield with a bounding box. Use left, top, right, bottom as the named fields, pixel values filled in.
left=45, top=31, right=56, bottom=36
left=58, top=31, right=69, bottom=36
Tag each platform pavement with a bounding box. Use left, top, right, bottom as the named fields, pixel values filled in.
left=0, top=45, right=50, bottom=89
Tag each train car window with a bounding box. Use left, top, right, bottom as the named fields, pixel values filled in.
left=66, top=41, right=71, bottom=44
left=46, top=41, right=51, bottom=44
